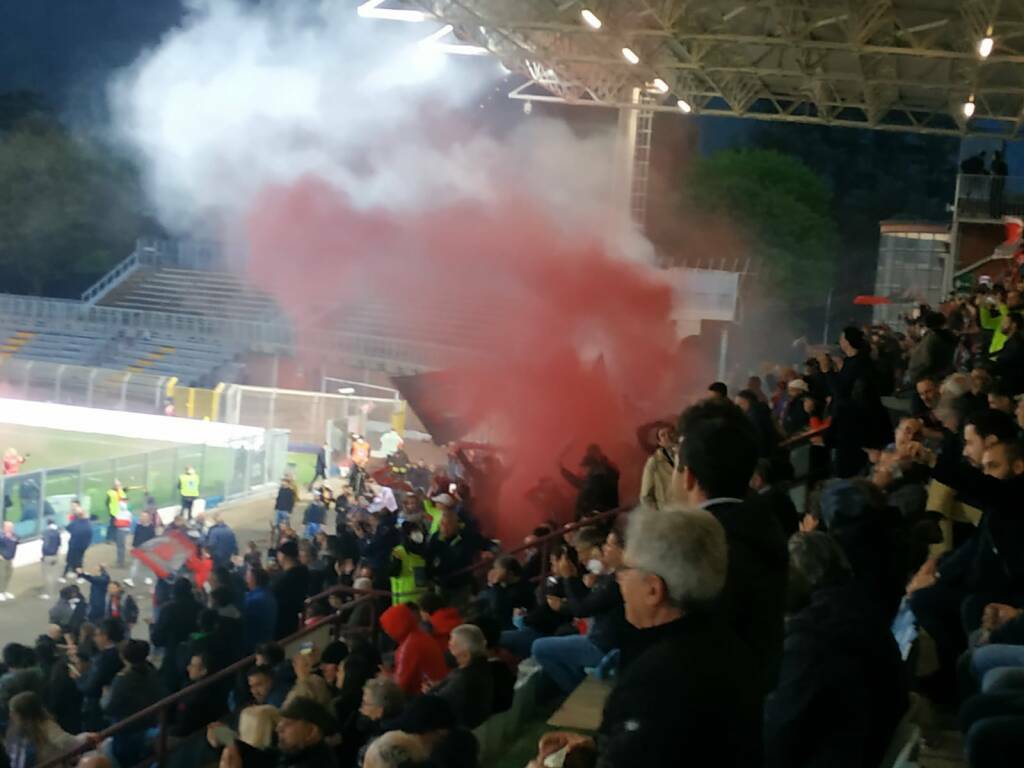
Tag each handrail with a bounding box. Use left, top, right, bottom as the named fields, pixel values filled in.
left=80, top=247, right=141, bottom=305
left=778, top=423, right=829, bottom=449
left=39, top=593, right=378, bottom=768
left=305, top=503, right=635, bottom=608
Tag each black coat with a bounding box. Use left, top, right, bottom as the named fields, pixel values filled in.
left=704, top=499, right=788, bottom=695
left=479, top=580, right=537, bottom=630
left=824, top=353, right=893, bottom=454
left=562, top=574, right=631, bottom=654
left=104, top=663, right=167, bottom=732
left=561, top=462, right=620, bottom=519
left=763, top=584, right=908, bottom=768
left=598, top=613, right=761, bottom=768
left=431, top=657, right=494, bottom=729
left=150, top=594, right=201, bottom=692
left=271, top=565, right=310, bottom=639
left=992, top=332, right=1024, bottom=395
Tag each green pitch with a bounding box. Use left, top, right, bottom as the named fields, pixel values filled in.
left=0, top=423, right=239, bottom=528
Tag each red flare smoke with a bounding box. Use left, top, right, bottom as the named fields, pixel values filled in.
left=244, top=177, right=691, bottom=544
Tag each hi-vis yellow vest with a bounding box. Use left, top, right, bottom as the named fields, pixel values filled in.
left=180, top=473, right=200, bottom=498
left=390, top=545, right=427, bottom=605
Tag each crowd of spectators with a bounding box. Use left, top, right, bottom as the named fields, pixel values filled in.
left=1, top=272, right=1024, bottom=768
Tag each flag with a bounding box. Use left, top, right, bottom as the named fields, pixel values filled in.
left=131, top=529, right=195, bottom=579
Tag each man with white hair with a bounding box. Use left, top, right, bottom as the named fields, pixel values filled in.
left=363, top=730, right=429, bottom=768
left=599, top=505, right=761, bottom=767
left=426, top=623, right=494, bottom=729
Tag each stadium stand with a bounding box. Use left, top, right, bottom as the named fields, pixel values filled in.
left=98, top=265, right=286, bottom=323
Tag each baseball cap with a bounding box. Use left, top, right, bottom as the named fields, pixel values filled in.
left=787, top=379, right=809, bottom=393
left=430, top=493, right=455, bottom=508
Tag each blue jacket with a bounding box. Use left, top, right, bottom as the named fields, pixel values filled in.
left=0, top=535, right=16, bottom=561
left=42, top=524, right=61, bottom=557
left=81, top=570, right=111, bottom=622
left=206, top=523, right=238, bottom=566
left=67, top=518, right=93, bottom=550
left=242, top=586, right=278, bottom=653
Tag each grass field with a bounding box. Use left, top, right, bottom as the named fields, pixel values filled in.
left=0, top=423, right=256, bottom=533
left=0, top=424, right=172, bottom=471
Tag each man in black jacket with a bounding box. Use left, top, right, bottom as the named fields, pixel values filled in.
left=540, top=505, right=761, bottom=767
left=764, top=533, right=907, bottom=768
left=676, top=398, right=789, bottom=697
left=73, top=617, right=125, bottom=730
left=271, top=540, right=310, bottom=639
left=991, top=311, right=1024, bottom=395
left=150, top=578, right=201, bottom=693
left=276, top=696, right=338, bottom=768
left=426, top=509, right=492, bottom=608
left=906, top=432, right=1024, bottom=671
left=531, top=532, right=630, bottom=694
left=428, top=624, right=494, bottom=729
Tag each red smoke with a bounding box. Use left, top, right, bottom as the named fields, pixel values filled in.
left=244, top=177, right=690, bottom=544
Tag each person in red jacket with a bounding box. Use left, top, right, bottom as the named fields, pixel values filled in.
left=379, top=603, right=449, bottom=696
left=186, top=546, right=214, bottom=590
left=418, top=592, right=464, bottom=657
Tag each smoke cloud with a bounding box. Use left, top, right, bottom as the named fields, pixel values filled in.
left=112, top=0, right=696, bottom=542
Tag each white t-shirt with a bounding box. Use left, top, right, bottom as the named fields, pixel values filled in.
left=379, top=430, right=403, bottom=457
left=368, top=486, right=399, bottom=514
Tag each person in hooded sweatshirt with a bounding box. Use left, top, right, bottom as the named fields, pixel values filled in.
left=763, top=532, right=907, bottom=768
left=417, top=592, right=465, bottom=658
left=378, top=602, right=448, bottom=696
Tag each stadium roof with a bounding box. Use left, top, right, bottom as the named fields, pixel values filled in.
left=407, top=0, right=1024, bottom=138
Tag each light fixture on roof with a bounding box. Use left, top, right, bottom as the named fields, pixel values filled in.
left=356, top=0, right=427, bottom=22
left=677, top=98, right=693, bottom=113
left=581, top=9, right=602, bottom=29
left=651, top=78, right=669, bottom=93
left=337, top=387, right=356, bottom=395
left=963, top=95, right=976, bottom=118
left=979, top=28, right=994, bottom=58
left=621, top=47, right=640, bottom=64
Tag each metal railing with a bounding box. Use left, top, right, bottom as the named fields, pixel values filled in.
left=955, top=172, right=1024, bottom=220
left=38, top=593, right=378, bottom=768
left=0, top=358, right=174, bottom=414
left=80, top=247, right=141, bottom=305
left=0, top=293, right=293, bottom=348
left=0, top=429, right=288, bottom=540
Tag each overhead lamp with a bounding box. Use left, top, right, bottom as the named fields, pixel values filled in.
left=651, top=78, right=669, bottom=93
left=356, top=0, right=427, bottom=22
left=337, top=387, right=356, bottom=395
left=581, top=9, right=602, bottom=29
left=963, top=95, right=976, bottom=118
left=979, top=28, right=994, bottom=58
left=621, top=47, right=640, bottom=64
left=677, top=98, right=693, bottom=113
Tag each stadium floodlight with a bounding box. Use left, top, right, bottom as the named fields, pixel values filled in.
left=979, top=31, right=994, bottom=58
left=963, top=96, right=976, bottom=118
left=677, top=98, right=693, bottom=113
left=337, top=387, right=356, bottom=395
left=651, top=78, right=669, bottom=93
left=621, top=47, right=640, bottom=64
left=581, top=9, right=602, bottom=29
left=357, top=0, right=427, bottom=22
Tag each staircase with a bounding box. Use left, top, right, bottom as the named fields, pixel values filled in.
left=125, top=345, right=176, bottom=373
left=0, top=331, right=37, bottom=359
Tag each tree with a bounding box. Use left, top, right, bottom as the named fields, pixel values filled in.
left=0, top=105, right=150, bottom=297
left=684, top=148, right=839, bottom=305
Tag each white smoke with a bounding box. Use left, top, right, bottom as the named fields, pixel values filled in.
left=110, top=0, right=651, bottom=260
